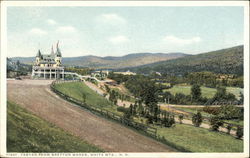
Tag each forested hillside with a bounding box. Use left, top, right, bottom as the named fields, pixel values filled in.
left=130, top=45, right=243, bottom=76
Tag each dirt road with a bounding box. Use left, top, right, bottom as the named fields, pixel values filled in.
left=7, top=79, right=175, bottom=152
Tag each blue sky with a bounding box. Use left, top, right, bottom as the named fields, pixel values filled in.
left=7, top=6, right=244, bottom=57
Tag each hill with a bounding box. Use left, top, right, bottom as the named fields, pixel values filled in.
left=11, top=52, right=187, bottom=69
left=128, top=45, right=243, bottom=76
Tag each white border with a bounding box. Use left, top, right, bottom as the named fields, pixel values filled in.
left=1, top=1, right=249, bottom=158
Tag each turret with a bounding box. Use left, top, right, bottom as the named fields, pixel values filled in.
left=55, top=41, right=62, bottom=57
left=36, top=49, right=42, bottom=57
left=54, top=41, right=62, bottom=66
left=51, top=45, right=55, bottom=56
left=36, top=49, right=42, bottom=65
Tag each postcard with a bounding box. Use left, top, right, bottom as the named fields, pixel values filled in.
left=0, top=1, right=249, bottom=158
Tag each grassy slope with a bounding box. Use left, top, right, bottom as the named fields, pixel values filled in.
left=55, top=82, right=243, bottom=152
left=165, top=85, right=243, bottom=99
left=157, top=124, right=243, bottom=152
left=54, top=82, right=120, bottom=114
left=7, top=101, right=103, bottom=152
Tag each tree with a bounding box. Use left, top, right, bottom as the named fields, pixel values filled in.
left=226, top=124, right=232, bottom=134
left=239, top=92, right=244, bottom=104
left=192, top=111, right=203, bottom=127
left=236, top=126, right=243, bottom=139
left=209, top=116, right=223, bottom=131
left=161, top=111, right=175, bottom=127
left=191, top=84, right=201, bottom=101
left=213, top=86, right=226, bottom=101
left=178, top=114, right=184, bottom=124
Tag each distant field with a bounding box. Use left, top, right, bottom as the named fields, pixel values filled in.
left=7, top=101, right=103, bottom=152
left=54, top=82, right=120, bottom=114
left=157, top=124, right=243, bottom=152
left=165, top=85, right=243, bottom=99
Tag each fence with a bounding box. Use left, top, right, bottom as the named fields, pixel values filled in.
left=50, top=80, right=157, bottom=138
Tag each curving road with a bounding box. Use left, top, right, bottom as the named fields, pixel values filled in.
left=7, top=79, right=175, bottom=152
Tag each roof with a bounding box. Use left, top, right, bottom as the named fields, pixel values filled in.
left=36, top=50, right=42, bottom=57
left=55, top=48, right=62, bottom=57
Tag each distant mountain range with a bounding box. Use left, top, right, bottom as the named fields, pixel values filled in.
left=10, top=45, right=243, bottom=76
left=11, top=52, right=187, bottom=69
left=126, top=45, right=243, bottom=76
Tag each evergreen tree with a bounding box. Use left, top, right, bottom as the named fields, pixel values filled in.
left=191, top=84, right=201, bottom=101
left=192, top=111, right=203, bottom=127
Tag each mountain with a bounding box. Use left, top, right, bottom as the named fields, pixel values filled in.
left=11, top=52, right=187, bottom=69
left=128, top=45, right=243, bottom=76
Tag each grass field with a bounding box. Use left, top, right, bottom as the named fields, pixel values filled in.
left=7, top=101, right=103, bottom=152
left=157, top=124, right=243, bottom=152
left=165, top=85, right=243, bottom=99
left=54, top=82, right=121, bottom=114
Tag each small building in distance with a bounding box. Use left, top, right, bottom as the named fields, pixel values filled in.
left=113, top=70, right=136, bottom=76
left=31, top=41, right=65, bottom=79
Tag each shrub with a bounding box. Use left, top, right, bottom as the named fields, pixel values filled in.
left=209, top=116, right=223, bottom=131
left=203, top=106, right=220, bottom=115
left=236, top=126, right=243, bottom=139
left=178, top=114, right=184, bottom=124
left=117, top=106, right=128, bottom=113
left=161, top=112, right=175, bottom=127
left=226, top=124, right=232, bottom=134
left=192, top=112, right=203, bottom=127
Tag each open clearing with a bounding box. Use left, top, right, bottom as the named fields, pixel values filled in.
left=7, top=79, right=174, bottom=152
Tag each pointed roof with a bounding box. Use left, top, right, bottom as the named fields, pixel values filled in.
left=36, top=49, right=42, bottom=57
left=51, top=45, right=55, bottom=56
left=55, top=40, right=62, bottom=57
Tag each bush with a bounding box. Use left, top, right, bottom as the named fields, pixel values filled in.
left=209, top=116, right=223, bottom=131
left=161, top=112, right=175, bottom=127
left=192, top=112, right=203, bottom=127
left=236, top=126, right=243, bottom=139
left=203, top=106, right=220, bottom=115
left=117, top=106, right=128, bottom=113
left=226, top=124, right=232, bottom=134
left=178, top=114, right=184, bottom=124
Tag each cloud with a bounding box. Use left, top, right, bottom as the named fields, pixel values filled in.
left=47, top=19, right=57, bottom=25
left=99, top=13, right=126, bottom=24
left=56, top=26, right=77, bottom=33
left=29, top=28, right=47, bottom=36
left=108, top=35, right=129, bottom=44
left=163, top=35, right=201, bottom=45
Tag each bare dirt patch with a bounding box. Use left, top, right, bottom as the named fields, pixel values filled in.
left=7, top=79, right=175, bottom=152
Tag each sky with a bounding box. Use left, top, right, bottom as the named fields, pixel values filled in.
left=7, top=6, right=244, bottom=57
